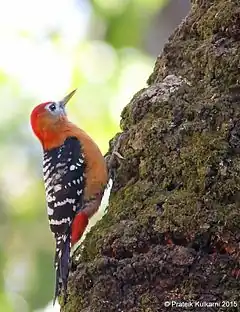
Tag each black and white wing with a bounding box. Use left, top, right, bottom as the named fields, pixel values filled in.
left=43, top=136, right=85, bottom=235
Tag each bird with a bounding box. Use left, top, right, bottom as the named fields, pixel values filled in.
left=30, top=90, right=108, bottom=304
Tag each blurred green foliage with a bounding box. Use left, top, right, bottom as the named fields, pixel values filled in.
left=0, top=0, right=167, bottom=311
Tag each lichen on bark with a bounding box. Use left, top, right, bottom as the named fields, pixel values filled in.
left=62, top=0, right=240, bottom=311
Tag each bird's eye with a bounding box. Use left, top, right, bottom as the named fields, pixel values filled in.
left=49, top=103, right=56, bottom=111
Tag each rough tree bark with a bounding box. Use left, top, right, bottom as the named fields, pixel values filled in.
left=62, top=0, right=240, bottom=311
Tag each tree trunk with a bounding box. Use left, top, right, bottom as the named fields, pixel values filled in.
left=62, top=0, right=240, bottom=311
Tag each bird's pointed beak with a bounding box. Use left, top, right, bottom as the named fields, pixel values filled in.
left=61, top=89, right=77, bottom=106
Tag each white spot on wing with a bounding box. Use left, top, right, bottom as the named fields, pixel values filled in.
left=43, top=167, right=54, bottom=182
left=43, top=156, right=52, bottom=165
left=50, top=217, right=71, bottom=225
left=44, top=177, right=53, bottom=189
left=56, top=163, right=65, bottom=168
left=43, top=162, right=51, bottom=173
left=77, top=189, right=83, bottom=196
left=46, top=193, right=56, bottom=202
left=48, top=206, right=54, bottom=215
left=54, top=198, right=76, bottom=207
left=54, top=184, right=62, bottom=192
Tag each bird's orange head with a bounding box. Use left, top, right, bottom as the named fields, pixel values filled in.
left=30, top=89, right=77, bottom=150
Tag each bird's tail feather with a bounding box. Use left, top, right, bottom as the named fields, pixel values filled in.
left=53, top=234, right=71, bottom=305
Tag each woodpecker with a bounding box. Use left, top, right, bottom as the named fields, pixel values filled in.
left=30, top=90, right=108, bottom=304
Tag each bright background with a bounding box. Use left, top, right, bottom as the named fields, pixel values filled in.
left=0, top=0, right=190, bottom=311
